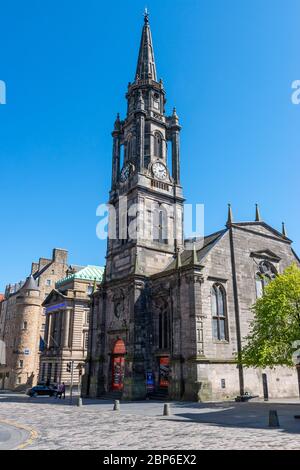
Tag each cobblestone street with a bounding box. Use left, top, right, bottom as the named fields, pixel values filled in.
left=0, top=393, right=299, bottom=450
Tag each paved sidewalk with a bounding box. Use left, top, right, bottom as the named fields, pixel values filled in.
left=0, top=421, right=30, bottom=450
left=0, top=393, right=299, bottom=449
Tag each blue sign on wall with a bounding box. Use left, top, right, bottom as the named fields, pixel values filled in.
left=146, top=371, right=154, bottom=390
left=45, top=302, right=67, bottom=313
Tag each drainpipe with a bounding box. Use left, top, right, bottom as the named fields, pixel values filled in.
left=228, top=225, right=244, bottom=396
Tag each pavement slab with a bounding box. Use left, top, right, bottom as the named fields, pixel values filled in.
left=0, top=393, right=299, bottom=450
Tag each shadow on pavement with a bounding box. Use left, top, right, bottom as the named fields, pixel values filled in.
left=1, top=393, right=299, bottom=435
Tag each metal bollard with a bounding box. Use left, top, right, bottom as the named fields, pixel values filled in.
left=163, top=403, right=171, bottom=416
left=77, top=397, right=82, bottom=407
left=269, top=409, right=280, bottom=427
left=113, top=400, right=120, bottom=411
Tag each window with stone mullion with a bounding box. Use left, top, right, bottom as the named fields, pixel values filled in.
left=212, top=284, right=227, bottom=341
left=158, top=310, right=170, bottom=349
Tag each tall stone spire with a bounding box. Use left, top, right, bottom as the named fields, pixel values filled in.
left=135, top=10, right=157, bottom=81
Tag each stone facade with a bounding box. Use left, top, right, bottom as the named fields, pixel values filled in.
left=84, top=15, right=300, bottom=401
left=40, top=266, right=104, bottom=386
left=0, top=248, right=68, bottom=390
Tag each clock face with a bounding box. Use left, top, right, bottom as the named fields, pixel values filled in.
left=152, top=162, right=167, bottom=180
left=120, top=163, right=131, bottom=182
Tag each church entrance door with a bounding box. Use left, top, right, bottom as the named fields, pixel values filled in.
left=111, top=339, right=126, bottom=391
left=159, top=356, right=170, bottom=389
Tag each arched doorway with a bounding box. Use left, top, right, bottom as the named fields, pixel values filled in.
left=111, top=339, right=126, bottom=391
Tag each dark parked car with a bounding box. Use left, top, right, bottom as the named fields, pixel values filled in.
left=26, top=385, right=56, bottom=397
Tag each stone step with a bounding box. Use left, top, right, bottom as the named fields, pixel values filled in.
left=98, top=391, right=123, bottom=400
left=148, top=389, right=169, bottom=401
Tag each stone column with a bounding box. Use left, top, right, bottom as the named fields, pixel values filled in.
left=44, top=312, right=51, bottom=348
left=135, top=91, right=146, bottom=172
left=169, top=109, right=181, bottom=184
left=111, top=132, right=121, bottom=187
left=47, top=313, right=53, bottom=348
left=171, top=129, right=180, bottom=184
left=63, top=309, right=70, bottom=349
left=136, top=115, right=145, bottom=171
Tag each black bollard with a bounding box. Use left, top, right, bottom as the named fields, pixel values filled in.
left=269, top=409, right=280, bottom=427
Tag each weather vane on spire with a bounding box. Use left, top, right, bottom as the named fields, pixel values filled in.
left=144, top=7, right=149, bottom=23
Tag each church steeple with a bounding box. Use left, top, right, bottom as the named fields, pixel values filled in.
left=135, top=10, right=157, bottom=82
left=106, top=12, right=184, bottom=281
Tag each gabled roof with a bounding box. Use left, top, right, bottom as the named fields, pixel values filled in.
left=42, top=289, right=68, bottom=307
left=232, top=221, right=292, bottom=243
left=164, top=230, right=227, bottom=271
left=32, top=261, right=52, bottom=281
left=56, top=265, right=104, bottom=288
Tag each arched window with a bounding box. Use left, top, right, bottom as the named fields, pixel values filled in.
left=159, top=309, right=170, bottom=349
left=126, top=134, right=133, bottom=161
left=255, top=274, right=264, bottom=299
left=154, top=132, right=163, bottom=158
left=255, top=261, right=277, bottom=298
left=211, top=284, right=228, bottom=341
left=153, top=207, right=168, bottom=244
left=112, top=339, right=126, bottom=355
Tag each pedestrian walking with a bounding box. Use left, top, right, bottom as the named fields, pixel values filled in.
left=56, top=383, right=63, bottom=399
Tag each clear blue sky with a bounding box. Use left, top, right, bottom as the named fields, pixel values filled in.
left=0, top=0, right=299, bottom=291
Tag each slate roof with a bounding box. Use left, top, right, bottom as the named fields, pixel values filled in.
left=165, top=229, right=227, bottom=271
left=22, top=275, right=39, bottom=291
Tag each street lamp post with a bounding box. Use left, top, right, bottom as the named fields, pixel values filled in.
left=69, top=361, right=74, bottom=405
left=76, top=363, right=84, bottom=406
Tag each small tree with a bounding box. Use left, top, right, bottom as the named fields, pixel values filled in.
left=240, top=263, right=300, bottom=368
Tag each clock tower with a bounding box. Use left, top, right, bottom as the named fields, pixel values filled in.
left=106, top=11, right=184, bottom=282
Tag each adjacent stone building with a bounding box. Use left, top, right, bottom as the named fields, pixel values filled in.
left=40, top=266, right=104, bottom=386
left=0, top=248, right=68, bottom=390
left=85, top=14, right=300, bottom=401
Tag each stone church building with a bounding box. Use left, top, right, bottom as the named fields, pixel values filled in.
left=84, top=14, right=300, bottom=401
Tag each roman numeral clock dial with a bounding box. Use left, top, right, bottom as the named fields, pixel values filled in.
left=120, top=163, right=131, bottom=182
left=152, top=161, right=167, bottom=180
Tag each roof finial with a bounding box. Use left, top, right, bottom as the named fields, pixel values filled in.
left=134, top=249, right=139, bottom=274
left=255, top=203, right=261, bottom=222
left=144, top=7, right=149, bottom=23
left=192, top=241, right=198, bottom=265
left=175, top=247, right=182, bottom=269
left=114, top=113, right=121, bottom=130
left=282, top=222, right=287, bottom=238
left=226, top=203, right=233, bottom=227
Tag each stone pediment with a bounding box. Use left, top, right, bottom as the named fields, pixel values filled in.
left=234, top=222, right=291, bottom=243
left=42, top=289, right=67, bottom=307
left=250, top=249, right=281, bottom=263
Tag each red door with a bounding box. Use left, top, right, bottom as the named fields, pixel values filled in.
left=111, top=339, right=126, bottom=391
left=112, top=356, right=125, bottom=391
left=159, top=357, right=170, bottom=388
